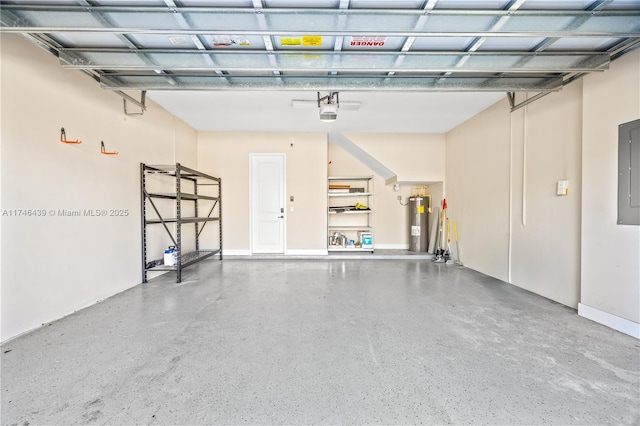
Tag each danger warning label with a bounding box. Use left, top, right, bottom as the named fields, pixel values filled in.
left=349, top=36, right=386, bottom=47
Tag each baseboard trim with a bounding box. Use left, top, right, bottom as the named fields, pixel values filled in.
left=374, top=244, right=410, bottom=250
left=578, top=303, right=640, bottom=339
left=224, top=249, right=329, bottom=257
left=222, top=249, right=251, bottom=256
left=285, top=249, right=329, bottom=256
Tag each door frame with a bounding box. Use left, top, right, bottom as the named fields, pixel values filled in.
left=249, top=153, right=287, bottom=254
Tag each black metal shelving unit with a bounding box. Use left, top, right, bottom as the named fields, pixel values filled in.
left=141, top=163, right=222, bottom=283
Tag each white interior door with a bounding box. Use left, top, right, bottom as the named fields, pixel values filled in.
left=251, top=154, right=285, bottom=254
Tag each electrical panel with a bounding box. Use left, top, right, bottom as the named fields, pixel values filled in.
left=618, top=119, right=640, bottom=226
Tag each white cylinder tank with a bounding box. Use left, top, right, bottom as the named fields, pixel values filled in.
left=409, top=197, right=429, bottom=252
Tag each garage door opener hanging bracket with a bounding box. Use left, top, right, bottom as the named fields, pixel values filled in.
left=120, top=90, right=147, bottom=116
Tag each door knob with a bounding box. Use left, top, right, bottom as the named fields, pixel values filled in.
left=278, top=215, right=284, bottom=218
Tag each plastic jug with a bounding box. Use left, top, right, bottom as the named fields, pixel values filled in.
left=164, top=246, right=177, bottom=266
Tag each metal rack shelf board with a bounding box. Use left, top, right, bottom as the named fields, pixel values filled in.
left=147, top=192, right=220, bottom=201
left=145, top=217, right=220, bottom=224
left=142, top=164, right=221, bottom=182
left=145, top=249, right=221, bottom=271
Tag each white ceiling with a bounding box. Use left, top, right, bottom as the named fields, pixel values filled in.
left=147, top=90, right=506, bottom=133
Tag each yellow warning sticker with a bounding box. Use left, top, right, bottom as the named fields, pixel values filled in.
left=280, top=37, right=301, bottom=46
left=418, top=205, right=425, bottom=214
left=302, top=35, right=322, bottom=46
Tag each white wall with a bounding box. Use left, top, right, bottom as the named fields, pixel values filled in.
left=446, top=84, right=584, bottom=306
left=198, top=131, right=444, bottom=253
left=197, top=132, right=327, bottom=254
left=581, top=51, right=640, bottom=328
left=1, top=34, right=197, bottom=341
left=329, top=133, right=445, bottom=248
left=445, top=50, right=640, bottom=335
left=509, top=82, right=584, bottom=308
left=445, top=101, right=511, bottom=282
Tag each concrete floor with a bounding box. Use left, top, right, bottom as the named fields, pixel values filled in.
left=1, top=259, right=639, bottom=425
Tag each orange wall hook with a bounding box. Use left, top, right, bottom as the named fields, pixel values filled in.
left=100, top=141, right=118, bottom=155
left=60, top=127, right=82, bottom=144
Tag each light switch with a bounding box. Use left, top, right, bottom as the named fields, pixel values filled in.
left=557, top=180, right=569, bottom=196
